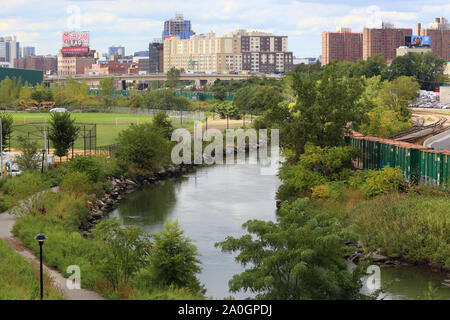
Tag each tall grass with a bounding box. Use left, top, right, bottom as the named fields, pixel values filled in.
left=350, top=193, right=450, bottom=269
left=0, top=239, right=62, bottom=300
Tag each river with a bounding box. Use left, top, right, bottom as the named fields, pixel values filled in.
left=112, top=160, right=450, bottom=300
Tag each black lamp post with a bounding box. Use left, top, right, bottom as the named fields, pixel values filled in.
left=34, top=233, right=47, bottom=300
left=40, top=149, right=46, bottom=173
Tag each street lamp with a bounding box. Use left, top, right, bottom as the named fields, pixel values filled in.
left=34, top=233, right=48, bottom=300
left=41, top=149, right=46, bottom=173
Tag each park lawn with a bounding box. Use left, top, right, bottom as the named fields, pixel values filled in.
left=0, top=239, right=62, bottom=300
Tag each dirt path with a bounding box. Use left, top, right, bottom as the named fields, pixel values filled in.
left=0, top=188, right=105, bottom=300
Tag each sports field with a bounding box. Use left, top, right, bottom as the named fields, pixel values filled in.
left=10, top=112, right=154, bottom=147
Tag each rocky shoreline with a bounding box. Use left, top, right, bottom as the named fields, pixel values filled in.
left=82, top=163, right=196, bottom=237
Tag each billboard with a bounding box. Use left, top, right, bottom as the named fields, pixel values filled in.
left=62, top=31, right=89, bottom=53
left=405, top=35, right=431, bottom=47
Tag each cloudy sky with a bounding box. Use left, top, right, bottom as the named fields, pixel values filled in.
left=1, top=0, right=450, bottom=58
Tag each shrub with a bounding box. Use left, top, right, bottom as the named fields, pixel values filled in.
left=360, top=167, right=404, bottom=198
left=60, top=171, right=103, bottom=198
left=15, top=136, right=41, bottom=171
left=1, top=171, right=51, bottom=207
left=93, top=218, right=153, bottom=291
left=66, top=155, right=106, bottom=183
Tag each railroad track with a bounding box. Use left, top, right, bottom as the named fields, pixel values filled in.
left=390, top=118, right=448, bottom=142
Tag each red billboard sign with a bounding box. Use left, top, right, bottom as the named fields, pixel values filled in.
left=61, top=47, right=89, bottom=54
left=62, top=31, right=89, bottom=48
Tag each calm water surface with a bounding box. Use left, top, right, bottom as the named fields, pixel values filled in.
left=112, top=161, right=450, bottom=299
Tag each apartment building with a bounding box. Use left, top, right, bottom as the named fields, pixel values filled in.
left=418, top=17, right=450, bottom=61
left=237, top=30, right=294, bottom=73
left=321, top=27, right=363, bottom=66
left=57, top=51, right=95, bottom=76
left=363, top=23, right=412, bottom=62
left=14, top=55, right=57, bottom=75
left=163, top=33, right=242, bottom=73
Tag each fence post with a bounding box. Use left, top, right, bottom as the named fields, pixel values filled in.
left=83, top=125, right=86, bottom=156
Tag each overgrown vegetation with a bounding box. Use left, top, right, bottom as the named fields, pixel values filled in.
left=0, top=239, right=62, bottom=300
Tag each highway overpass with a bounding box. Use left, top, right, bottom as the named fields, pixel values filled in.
left=44, top=73, right=283, bottom=88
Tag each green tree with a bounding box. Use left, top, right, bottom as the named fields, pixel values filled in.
left=216, top=198, right=362, bottom=299
left=100, top=77, right=116, bottom=106
left=152, top=112, right=174, bottom=139
left=114, top=123, right=172, bottom=175
left=149, top=220, right=203, bottom=292
left=389, top=52, right=447, bottom=90
left=284, top=67, right=364, bottom=156
left=143, top=89, right=191, bottom=110
left=166, top=67, right=181, bottom=89
left=212, top=84, right=227, bottom=101
left=15, top=136, right=40, bottom=171
left=214, top=101, right=240, bottom=119
left=48, top=112, right=80, bottom=162
left=0, top=112, right=13, bottom=151
left=30, top=84, right=53, bottom=103
left=94, top=218, right=152, bottom=290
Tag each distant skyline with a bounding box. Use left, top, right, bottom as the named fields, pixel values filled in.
left=1, top=0, right=450, bottom=58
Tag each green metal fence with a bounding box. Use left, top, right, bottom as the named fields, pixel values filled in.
left=347, top=135, right=449, bottom=186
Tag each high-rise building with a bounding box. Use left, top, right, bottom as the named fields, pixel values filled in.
left=0, top=36, right=20, bottom=67
left=163, top=32, right=242, bottom=73
left=238, top=30, right=294, bottom=73
left=22, top=46, right=36, bottom=57
left=418, top=17, right=450, bottom=61
left=149, top=39, right=164, bottom=73
left=162, top=14, right=195, bottom=41
left=363, top=23, right=412, bottom=62
left=321, top=27, right=363, bottom=66
left=108, top=46, right=125, bottom=58
left=14, top=55, right=57, bottom=75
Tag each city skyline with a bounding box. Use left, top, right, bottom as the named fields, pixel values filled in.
left=1, top=1, right=450, bottom=58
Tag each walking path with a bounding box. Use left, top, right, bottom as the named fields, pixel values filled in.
left=0, top=188, right=105, bottom=300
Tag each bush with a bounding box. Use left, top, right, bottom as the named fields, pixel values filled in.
left=1, top=171, right=51, bottom=207
left=360, top=167, right=404, bottom=198
left=60, top=171, right=103, bottom=198
left=66, top=155, right=106, bottom=183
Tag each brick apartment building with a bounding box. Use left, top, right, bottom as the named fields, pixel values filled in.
left=321, top=27, right=363, bottom=66
left=363, top=23, right=412, bottom=62
left=418, top=18, right=450, bottom=61
left=57, top=51, right=96, bottom=76
left=14, top=55, right=57, bottom=75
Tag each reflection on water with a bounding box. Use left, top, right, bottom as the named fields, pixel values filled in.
left=112, top=161, right=450, bottom=300
left=112, top=160, right=281, bottom=299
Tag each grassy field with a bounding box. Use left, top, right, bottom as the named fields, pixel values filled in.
left=8, top=112, right=154, bottom=149
left=7, top=112, right=239, bottom=151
